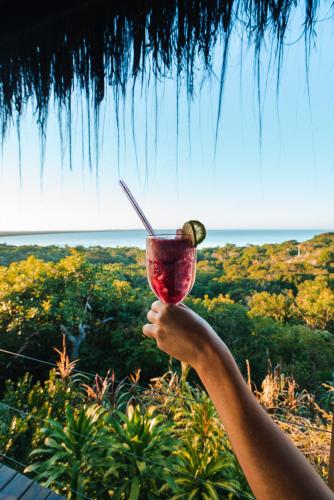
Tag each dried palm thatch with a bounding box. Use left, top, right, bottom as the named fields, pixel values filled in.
left=0, top=0, right=326, bottom=160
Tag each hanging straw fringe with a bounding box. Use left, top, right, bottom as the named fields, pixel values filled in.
left=0, top=0, right=323, bottom=161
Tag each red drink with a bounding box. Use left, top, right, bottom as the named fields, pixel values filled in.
left=146, top=234, right=196, bottom=304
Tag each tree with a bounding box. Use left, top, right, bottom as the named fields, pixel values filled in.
left=248, top=317, right=334, bottom=392
left=317, top=248, right=334, bottom=269
left=295, top=278, right=334, bottom=331
left=248, top=290, right=295, bottom=323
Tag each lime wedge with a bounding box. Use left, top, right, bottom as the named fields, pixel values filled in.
left=182, top=220, right=206, bottom=246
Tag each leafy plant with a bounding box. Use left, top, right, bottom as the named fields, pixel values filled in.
left=82, top=370, right=130, bottom=411
left=320, top=378, right=334, bottom=411
left=170, top=374, right=247, bottom=499
left=26, top=404, right=113, bottom=499
left=107, top=404, right=177, bottom=499
left=172, top=437, right=244, bottom=499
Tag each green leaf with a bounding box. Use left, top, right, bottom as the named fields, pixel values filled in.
left=188, top=487, right=200, bottom=499
left=136, top=460, right=146, bottom=473
left=129, top=476, right=141, bottom=500
left=204, top=482, right=219, bottom=500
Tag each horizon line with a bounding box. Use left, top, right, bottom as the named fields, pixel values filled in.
left=0, top=228, right=333, bottom=237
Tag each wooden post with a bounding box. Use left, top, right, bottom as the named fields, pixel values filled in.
left=329, top=405, right=334, bottom=491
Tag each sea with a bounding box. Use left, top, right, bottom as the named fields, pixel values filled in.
left=0, top=229, right=331, bottom=249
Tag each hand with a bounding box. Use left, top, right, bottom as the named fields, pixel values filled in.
left=143, top=300, right=225, bottom=370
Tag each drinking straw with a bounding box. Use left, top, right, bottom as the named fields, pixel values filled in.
left=119, top=180, right=155, bottom=235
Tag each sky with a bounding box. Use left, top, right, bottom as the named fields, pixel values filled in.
left=1, top=12, right=334, bottom=231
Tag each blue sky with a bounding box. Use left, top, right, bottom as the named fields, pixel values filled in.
left=1, top=13, right=334, bottom=231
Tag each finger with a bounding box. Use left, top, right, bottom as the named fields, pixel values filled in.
left=151, top=300, right=163, bottom=312
left=143, top=323, right=156, bottom=339
left=147, top=309, right=159, bottom=323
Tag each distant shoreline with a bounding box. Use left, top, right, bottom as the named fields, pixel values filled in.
left=0, top=229, right=332, bottom=249
left=0, top=228, right=332, bottom=236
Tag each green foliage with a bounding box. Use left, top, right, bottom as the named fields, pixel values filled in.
left=31, top=402, right=176, bottom=499
left=1, top=235, right=334, bottom=497
left=1, top=235, right=334, bottom=392
left=107, top=405, right=176, bottom=499
left=295, top=278, right=334, bottom=330
left=171, top=384, right=246, bottom=499
left=187, top=297, right=256, bottom=378
left=0, top=340, right=86, bottom=463
left=27, top=404, right=112, bottom=499
left=248, top=290, right=294, bottom=323
left=0, top=367, right=84, bottom=462
left=320, top=378, right=334, bottom=411
left=172, top=437, right=241, bottom=499
left=0, top=356, right=332, bottom=499
left=0, top=365, right=254, bottom=499
left=0, top=249, right=161, bottom=381
left=247, top=318, right=333, bottom=391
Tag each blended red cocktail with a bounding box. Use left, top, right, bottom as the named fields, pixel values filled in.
left=146, top=234, right=196, bottom=304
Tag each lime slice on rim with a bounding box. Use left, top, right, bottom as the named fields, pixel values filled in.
left=182, top=220, right=206, bottom=246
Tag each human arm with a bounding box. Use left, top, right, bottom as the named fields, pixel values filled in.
left=143, top=301, right=334, bottom=500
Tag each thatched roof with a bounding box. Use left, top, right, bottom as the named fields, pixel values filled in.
left=0, top=0, right=323, bottom=156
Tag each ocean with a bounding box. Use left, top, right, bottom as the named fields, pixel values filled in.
left=0, top=229, right=330, bottom=248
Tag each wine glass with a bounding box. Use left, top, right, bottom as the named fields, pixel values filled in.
left=146, top=233, right=196, bottom=304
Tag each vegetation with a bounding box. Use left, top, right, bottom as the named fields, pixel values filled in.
left=0, top=233, right=333, bottom=392
left=0, top=345, right=332, bottom=499
left=0, top=233, right=333, bottom=497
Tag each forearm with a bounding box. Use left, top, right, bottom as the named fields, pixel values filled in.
left=195, top=341, right=333, bottom=500
left=144, top=301, right=333, bottom=498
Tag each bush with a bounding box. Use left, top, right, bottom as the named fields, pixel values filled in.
left=249, top=318, right=334, bottom=392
